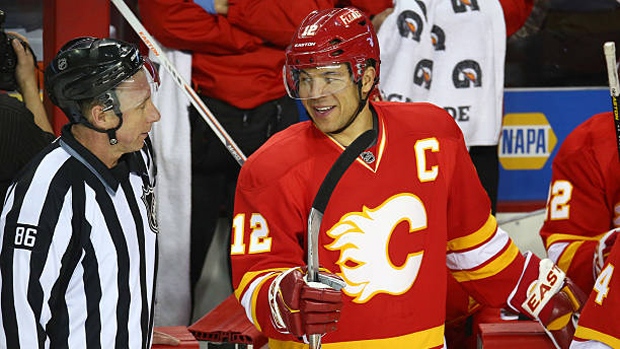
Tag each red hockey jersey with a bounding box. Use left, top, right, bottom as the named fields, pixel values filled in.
left=540, top=112, right=620, bottom=293
left=572, top=241, right=620, bottom=348
left=231, top=101, right=527, bottom=348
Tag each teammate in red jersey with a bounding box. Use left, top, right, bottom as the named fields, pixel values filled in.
left=571, top=241, right=620, bottom=348
left=541, top=110, right=620, bottom=349
left=540, top=111, right=620, bottom=295
left=230, top=7, right=586, bottom=349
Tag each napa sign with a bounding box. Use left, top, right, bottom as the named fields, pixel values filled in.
left=498, top=88, right=610, bottom=204
left=499, top=113, right=557, bottom=170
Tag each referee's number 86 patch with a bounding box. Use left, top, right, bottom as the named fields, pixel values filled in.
left=13, top=225, right=38, bottom=251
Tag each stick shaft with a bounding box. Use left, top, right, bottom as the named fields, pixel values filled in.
left=110, top=0, right=246, bottom=165
left=604, top=41, right=620, bottom=161
left=306, top=129, right=376, bottom=349
left=307, top=130, right=376, bottom=280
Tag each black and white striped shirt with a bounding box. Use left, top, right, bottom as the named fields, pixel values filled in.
left=0, top=124, right=158, bottom=349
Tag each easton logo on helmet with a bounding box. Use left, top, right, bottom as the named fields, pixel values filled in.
left=294, top=42, right=316, bottom=48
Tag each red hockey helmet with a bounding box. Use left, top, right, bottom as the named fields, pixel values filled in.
left=284, top=7, right=380, bottom=100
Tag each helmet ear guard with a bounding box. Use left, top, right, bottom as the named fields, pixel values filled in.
left=284, top=7, right=380, bottom=100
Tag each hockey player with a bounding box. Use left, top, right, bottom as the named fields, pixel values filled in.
left=539, top=110, right=620, bottom=295
left=570, top=241, right=620, bottom=348
left=230, top=7, right=586, bottom=349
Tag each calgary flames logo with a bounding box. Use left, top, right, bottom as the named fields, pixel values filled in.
left=326, top=194, right=427, bottom=303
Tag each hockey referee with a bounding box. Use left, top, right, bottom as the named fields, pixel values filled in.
left=0, top=37, right=177, bottom=348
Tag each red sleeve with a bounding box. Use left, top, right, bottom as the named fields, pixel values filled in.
left=231, top=168, right=307, bottom=340
left=226, top=0, right=338, bottom=47
left=498, top=0, right=534, bottom=36
left=229, top=130, right=315, bottom=340
left=137, top=0, right=263, bottom=54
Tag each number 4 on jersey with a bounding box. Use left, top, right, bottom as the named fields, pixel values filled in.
left=593, top=263, right=614, bottom=305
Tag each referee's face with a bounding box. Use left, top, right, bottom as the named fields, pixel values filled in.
left=114, top=70, right=161, bottom=153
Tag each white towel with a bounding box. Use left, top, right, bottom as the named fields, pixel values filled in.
left=149, top=46, right=192, bottom=326
left=378, top=0, right=506, bottom=147
left=378, top=0, right=435, bottom=103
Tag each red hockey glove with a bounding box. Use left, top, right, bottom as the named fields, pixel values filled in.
left=594, top=228, right=619, bottom=279
left=507, top=252, right=588, bottom=349
left=268, top=267, right=345, bottom=338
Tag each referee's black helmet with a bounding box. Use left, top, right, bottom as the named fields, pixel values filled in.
left=45, top=37, right=145, bottom=124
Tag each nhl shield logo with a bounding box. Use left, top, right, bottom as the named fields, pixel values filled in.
left=360, top=151, right=376, bottom=164
left=141, top=184, right=159, bottom=234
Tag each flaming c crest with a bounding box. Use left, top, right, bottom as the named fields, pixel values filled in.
left=326, top=193, right=427, bottom=303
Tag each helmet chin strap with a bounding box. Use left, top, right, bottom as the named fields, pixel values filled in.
left=105, top=107, right=124, bottom=145
left=80, top=90, right=124, bottom=145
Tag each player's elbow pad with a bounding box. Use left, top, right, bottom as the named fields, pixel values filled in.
left=507, top=252, right=588, bottom=349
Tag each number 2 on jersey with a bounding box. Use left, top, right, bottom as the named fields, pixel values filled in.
left=546, top=180, right=573, bottom=220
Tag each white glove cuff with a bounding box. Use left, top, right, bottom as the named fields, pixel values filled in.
left=593, top=228, right=619, bottom=279
left=268, top=267, right=299, bottom=333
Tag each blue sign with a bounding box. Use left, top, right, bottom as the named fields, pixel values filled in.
left=498, top=88, right=611, bottom=205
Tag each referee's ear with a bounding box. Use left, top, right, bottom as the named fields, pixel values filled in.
left=90, top=104, right=116, bottom=129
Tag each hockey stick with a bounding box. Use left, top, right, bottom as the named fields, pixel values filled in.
left=604, top=41, right=620, bottom=161
left=110, top=0, right=247, bottom=166
left=306, top=129, right=376, bottom=349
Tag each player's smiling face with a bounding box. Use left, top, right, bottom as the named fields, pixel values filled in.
left=300, top=64, right=363, bottom=135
